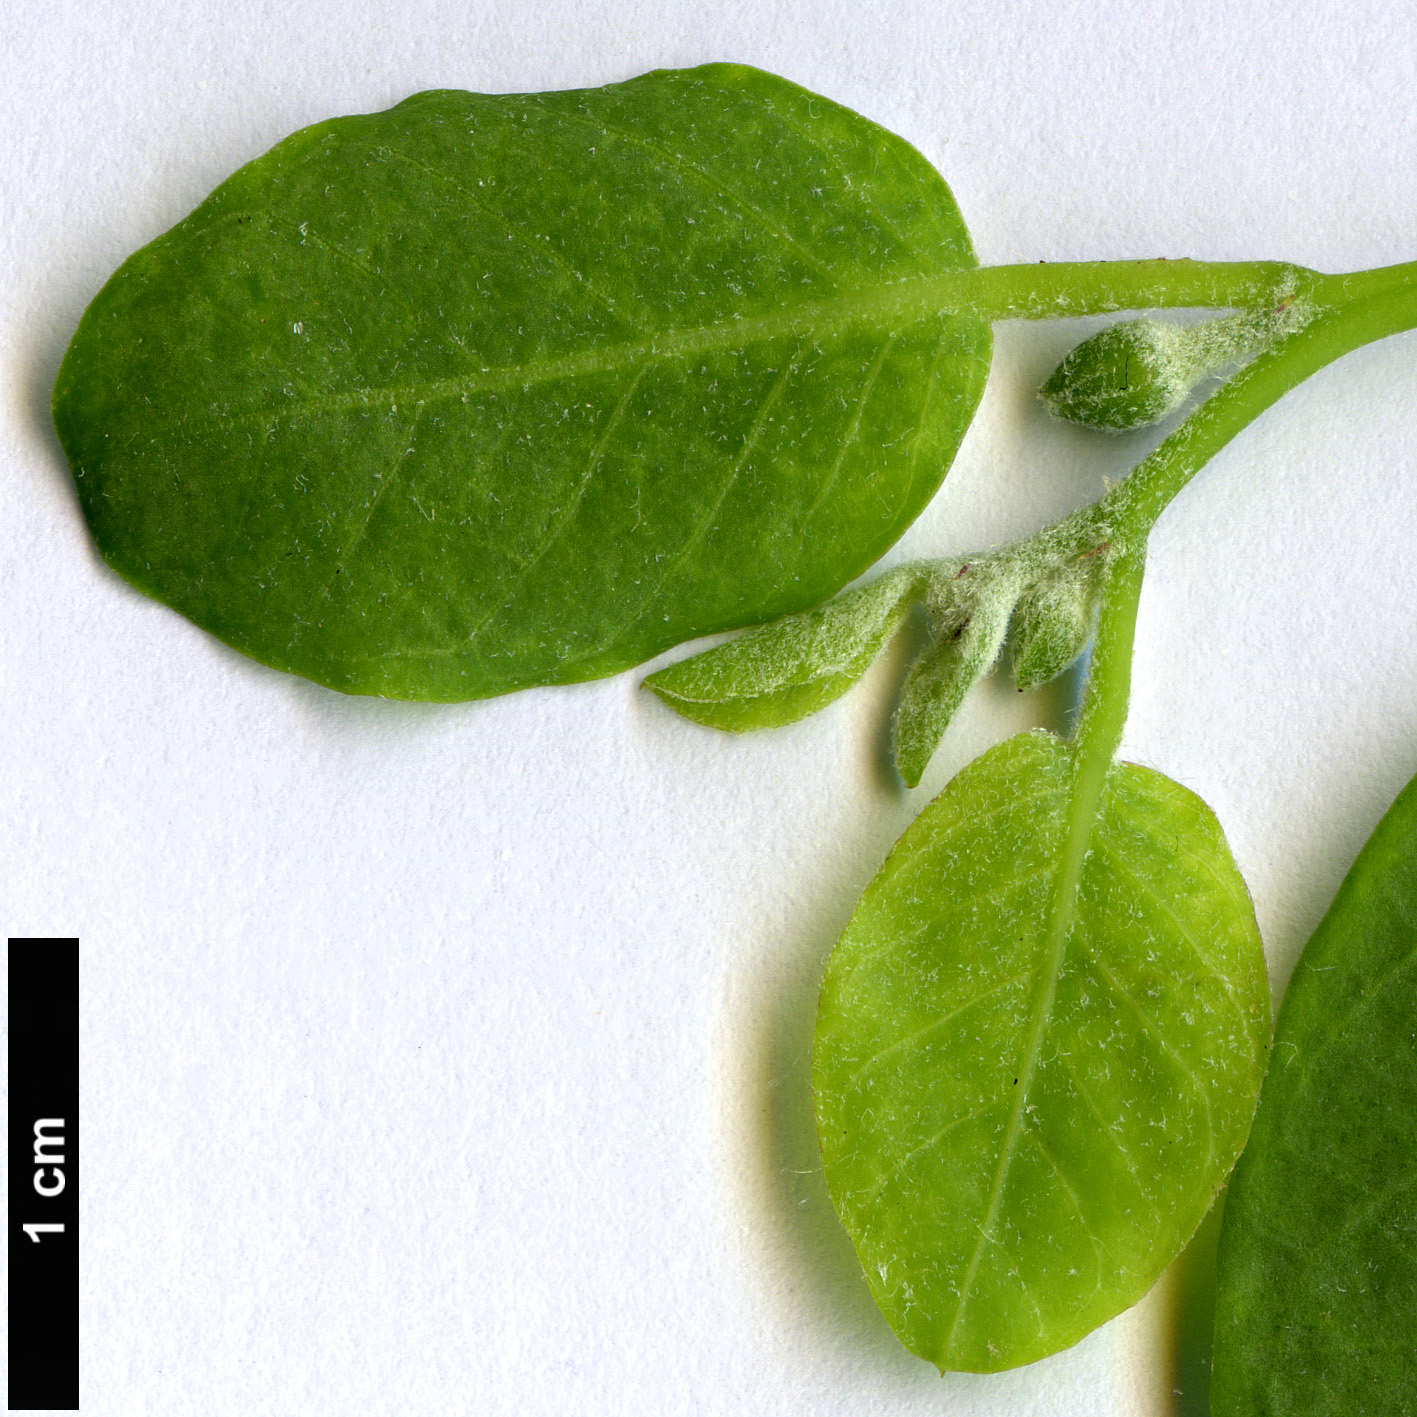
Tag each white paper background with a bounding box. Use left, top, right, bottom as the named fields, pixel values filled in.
left=4, top=2, right=1415, bottom=1413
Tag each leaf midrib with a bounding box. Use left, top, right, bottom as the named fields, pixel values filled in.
left=944, top=746, right=1114, bottom=1360
left=118, top=270, right=978, bottom=444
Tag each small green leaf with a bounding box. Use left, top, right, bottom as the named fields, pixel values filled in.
left=893, top=588, right=1012, bottom=788
left=642, top=563, right=926, bottom=731
left=813, top=730, right=1269, bottom=1372
left=1211, top=767, right=1417, bottom=1417
left=52, top=65, right=990, bottom=700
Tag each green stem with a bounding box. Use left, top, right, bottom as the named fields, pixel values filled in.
left=1072, top=544, right=1145, bottom=764
left=1013, top=257, right=1417, bottom=755
left=786, top=257, right=1417, bottom=780
left=956, top=255, right=1417, bottom=324
left=1310, top=257, right=1417, bottom=308
left=933, top=259, right=1417, bottom=607
left=982, top=257, right=1417, bottom=586
left=961, top=259, right=1314, bottom=321
left=1099, top=267, right=1417, bottom=544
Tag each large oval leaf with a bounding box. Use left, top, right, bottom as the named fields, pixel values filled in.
left=52, top=65, right=989, bottom=699
left=1211, top=767, right=1417, bottom=1416
left=813, top=730, right=1270, bottom=1372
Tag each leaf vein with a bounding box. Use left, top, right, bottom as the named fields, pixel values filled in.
left=603, top=344, right=804, bottom=639
left=1055, top=1050, right=1161, bottom=1218
left=945, top=741, right=1114, bottom=1357
left=270, top=214, right=384, bottom=285
left=462, top=361, right=652, bottom=651
left=894, top=332, right=951, bottom=523
left=1105, top=785, right=1256, bottom=922
left=1076, top=938, right=1217, bottom=1171
left=1274, top=938, right=1417, bottom=1091
left=1090, top=833, right=1253, bottom=1033
left=546, top=106, right=843, bottom=285
left=840, top=854, right=1058, bottom=977
left=135, top=277, right=967, bottom=445
left=879, top=863, right=1056, bottom=954
left=379, top=143, right=651, bottom=334
left=1308, top=1169, right=1417, bottom=1256
left=312, top=404, right=426, bottom=609
left=805, top=333, right=898, bottom=519
left=861, top=1098, right=1005, bottom=1205
left=759, top=103, right=919, bottom=252
left=1027, top=1128, right=1106, bottom=1305
left=844, top=967, right=1035, bottom=1090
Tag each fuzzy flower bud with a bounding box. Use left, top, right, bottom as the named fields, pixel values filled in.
left=1039, top=306, right=1296, bottom=432
left=1010, top=559, right=1103, bottom=689
left=1039, top=319, right=1198, bottom=431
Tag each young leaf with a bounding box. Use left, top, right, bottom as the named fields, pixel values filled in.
left=813, top=730, right=1269, bottom=1372
left=1211, top=766, right=1417, bottom=1417
left=1037, top=307, right=1295, bottom=433
left=641, top=562, right=927, bottom=731
left=52, top=65, right=990, bottom=700
left=892, top=589, right=1012, bottom=788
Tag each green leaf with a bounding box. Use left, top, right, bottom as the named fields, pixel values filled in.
left=641, top=562, right=926, bottom=731
left=891, top=555, right=1028, bottom=788
left=813, top=730, right=1269, bottom=1372
left=52, top=65, right=990, bottom=700
left=1211, top=767, right=1417, bottom=1417
left=892, top=580, right=1014, bottom=788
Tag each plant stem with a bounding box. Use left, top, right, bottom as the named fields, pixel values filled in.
left=989, top=256, right=1417, bottom=579
left=1310, top=257, right=1417, bottom=309
left=1071, top=544, right=1146, bottom=763
left=932, top=258, right=1417, bottom=604
left=951, top=254, right=1417, bottom=330
left=960, top=259, right=1314, bottom=321
left=1009, top=256, right=1417, bottom=756
left=1098, top=266, right=1417, bottom=546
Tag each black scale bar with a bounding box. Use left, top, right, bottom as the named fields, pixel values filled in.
left=8, top=939, right=79, bottom=1412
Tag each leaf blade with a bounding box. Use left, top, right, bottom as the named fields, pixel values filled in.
left=813, top=731, right=1269, bottom=1371
left=1212, top=767, right=1417, bottom=1417
left=641, top=562, right=926, bottom=731
left=53, top=65, right=990, bottom=699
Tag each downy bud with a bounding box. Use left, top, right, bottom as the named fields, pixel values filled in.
left=1010, top=558, right=1104, bottom=689
left=1039, top=319, right=1198, bottom=431
left=1039, top=308, right=1290, bottom=432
